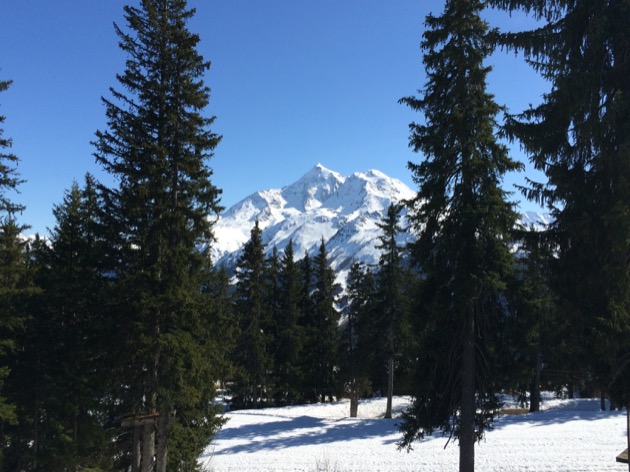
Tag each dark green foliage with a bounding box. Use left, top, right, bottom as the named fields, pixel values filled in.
left=501, top=228, right=561, bottom=411
left=92, top=0, right=224, bottom=468
left=307, top=239, right=340, bottom=402
left=232, top=220, right=273, bottom=409
left=374, top=204, right=412, bottom=418
left=338, top=262, right=376, bottom=416
left=489, top=0, right=630, bottom=405
left=399, top=1, right=521, bottom=469
left=0, top=79, right=24, bottom=217
left=204, top=265, right=236, bottom=384
left=0, top=219, right=29, bottom=466
left=0, top=77, right=31, bottom=468
left=3, top=176, right=114, bottom=471
left=273, top=240, right=306, bottom=405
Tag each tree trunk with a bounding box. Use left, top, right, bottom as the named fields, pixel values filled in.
left=530, top=352, right=542, bottom=413
left=350, top=395, right=358, bottom=418
left=156, top=413, right=170, bottom=472
left=140, top=421, right=155, bottom=472
left=385, top=356, right=394, bottom=419
left=460, top=312, right=476, bottom=472
left=132, top=423, right=142, bottom=472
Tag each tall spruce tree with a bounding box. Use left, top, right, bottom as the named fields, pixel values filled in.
left=339, top=262, right=376, bottom=417
left=4, top=176, right=113, bottom=471
left=298, top=251, right=318, bottom=401
left=92, top=1, right=223, bottom=469
left=0, top=77, right=30, bottom=469
left=309, top=239, right=340, bottom=402
left=398, top=2, right=521, bottom=471
left=375, top=204, right=410, bottom=419
left=273, top=240, right=305, bottom=405
left=488, top=0, right=630, bottom=407
left=232, top=220, right=273, bottom=409
left=503, top=228, right=559, bottom=412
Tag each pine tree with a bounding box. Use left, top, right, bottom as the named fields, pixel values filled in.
left=298, top=251, right=318, bottom=402
left=339, top=262, right=375, bottom=417
left=309, top=239, right=340, bottom=402
left=232, top=220, right=273, bottom=409
left=398, top=2, right=521, bottom=470
left=4, top=176, right=113, bottom=470
left=502, top=228, right=559, bottom=412
left=273, top=240, right=305, bottom=405
left=375, top=203, right=410, bottom=418
left=488, top=0, right=630, bottom=407
left=92, top=1, right=224, bottom=469
left=0, top=77, right=30, bottom=469
left=0, top=79, right=24, bottom=219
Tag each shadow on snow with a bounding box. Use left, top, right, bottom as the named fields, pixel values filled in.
left=212, top=414, right=398, bottom=455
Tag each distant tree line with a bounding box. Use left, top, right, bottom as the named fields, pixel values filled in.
left=0, top=0, right=628, bottom=472
left=226, top=205, right=417, bottom=415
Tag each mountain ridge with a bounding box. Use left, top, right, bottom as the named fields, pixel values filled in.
left=210, top=164, right=551, bottom=286
left=211, top=164, right=416, bottom=285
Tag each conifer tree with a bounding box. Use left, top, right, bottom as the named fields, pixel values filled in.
left=339, top=262, right=375, bottom=417
left=308, top=239, right=340, bottom=402
left=0, top=77, right=30, bottom=468
left=4, top=176, right=113, bottom=471
left=92, top=1, right=223, bottom=469
left=298, top=251, right=318, bottom=401
left=0, top=79, right=24, bottom=219
left=203, top=265, right=236, bottom=386
left=273, top=240, right=305, bottom=405
left=375, top=204, right=410, bottom=418
left=232, top=220, right=273, bottom=409
left=503, top=228, right=559, bottom=412
left=488, top=0, right=630, bottom=406
left=398, top=1, right=521, bottom=470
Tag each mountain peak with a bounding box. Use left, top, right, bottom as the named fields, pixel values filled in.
left=282, top=164, right=345, bottom=212
left=298, top=163, right=344, bottom=185
left=211, top=166, right=415, bottom=286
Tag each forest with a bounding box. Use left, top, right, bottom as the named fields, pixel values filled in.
left=0, top=0, right=629, bottom=471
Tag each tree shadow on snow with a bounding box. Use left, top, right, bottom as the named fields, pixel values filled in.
left=214, top=415, right=398, bottom=455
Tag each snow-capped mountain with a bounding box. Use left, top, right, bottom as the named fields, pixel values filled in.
left=210, top=164, right=552, bottom=286
left=211, top=164, right=416, bottom=286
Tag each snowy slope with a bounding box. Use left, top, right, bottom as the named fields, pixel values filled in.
left=211, top=164, right=416, bottom=286
left=200, top=396, right=627, bottom=472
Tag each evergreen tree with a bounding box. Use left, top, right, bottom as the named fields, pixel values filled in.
left=273, top=240, right=305, bottom=405
left=309, top=239, right=340, bottom=402
left=488, top=0, right=630, bottom=407
left=398, top=2, right=521, bottom=471
left=298, top=251, right=317, bottom=401
left=92, top=1, right=224, bottom=469
left=0, top=77, right=30, bottom=468
left=203, top=265, right=236, bottom=387
left=43, top=176, right=112, bottom=469
left=4, top=176, right=113, bottom=470
left=0, top=79, right=24, bottom=219
left=502, top=228, right=560, bottom=412
left=375, top=204, right=411, bottom=418
left=339, top=262, right=375, bottom=417
left=232, top=220, right=273, bottom=409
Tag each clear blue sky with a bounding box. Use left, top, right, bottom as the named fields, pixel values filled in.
left=1, top=1, right=548, bottom=235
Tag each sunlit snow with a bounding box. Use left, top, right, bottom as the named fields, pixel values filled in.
left=200, top=395, right=627, bottom=472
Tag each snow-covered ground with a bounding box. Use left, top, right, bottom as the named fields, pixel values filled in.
left=199, top=395, right=628, bottom=472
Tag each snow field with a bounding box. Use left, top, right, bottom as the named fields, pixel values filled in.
left=200, top=396, right=628, bottom=472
